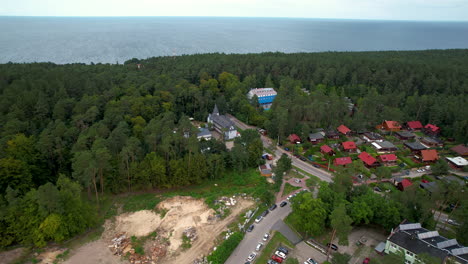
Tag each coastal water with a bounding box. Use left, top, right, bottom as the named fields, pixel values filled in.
left=1, top=16, right=468, bottom=64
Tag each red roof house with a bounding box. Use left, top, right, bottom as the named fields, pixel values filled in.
left=334, top=157, right=352, bottom=166
left=342, top=141, right=357, bottom=152
left=405, top=121, right=423, bottom=131
left=451, top=144, right=468, bottom=156
left=379, top=154, right=398, bottom=165
left=379, top=120, right=402, bottom=132
left=337, top=125, right=351, bottom=135
left=288, top=134, right=301, bottom=144
left=358, top=152, right=378, bottom=167
left=320, top=145, right=334, bottom=155
left=398, top=179, right=413, bottom=191
left=424, top=124, right=441, bottom=135
left=420, top=149, right=439, bottom=163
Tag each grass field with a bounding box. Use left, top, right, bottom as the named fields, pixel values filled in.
left=283, top=183, right=302, bottom=196
left=255, top=231, right=295, bottom=264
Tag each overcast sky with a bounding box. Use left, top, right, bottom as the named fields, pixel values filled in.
left=2, top=0, right=468, bottom=21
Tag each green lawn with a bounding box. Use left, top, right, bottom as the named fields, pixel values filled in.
left=255, top=231, right=294, bottom=264
left=283, top=183, right=302, bottom=196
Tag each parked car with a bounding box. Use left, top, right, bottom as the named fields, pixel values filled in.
left=247, top=224, right=254, bottom=232
left=275, top=251, right=287, bottom=259
left=327, top=243, right=338, bottom=251
left=284, top=147, right=290, bottom=151
left=244, top=262, right=251, bottom=264
left=277, top=246, right=289, bottom=254
left=246, top=252, right=256, bottom=261
left=255, top=215, right=263, bottom=223
left=268, top=260, right=280, bottom=264
left=269, top=204, right=278, bottom=211
left=447, top=219, right=461, bottom=226
left=263, top=233, right=270, bottom=241
left=271, top=255, right=283, bottom=263
left=363, top=257, right=370, bottom=264
left=299, top=157, right=307, bottom=161
left=261, top=210, right=269, bottom=217
left=294, top=179, right=301, bottom=183
left=280, top=201, right=288, bottom=207
left=256, top=242, right=264, bottom=251
left=313, top=164, right=320, bottom=168
left=305, top=258, right=318, bottom=264
left=373, top=187, right=382, bottom=192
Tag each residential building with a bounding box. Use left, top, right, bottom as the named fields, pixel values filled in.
left=420, top=181, right=439, bottom=194
left=419, top=149, right=439, bottom=163
left=424, top=124, right=441, bottom=136
left=405, top=121, right=423, bottom=131
left=288, top=134, right=302, bottom=144
left=421, top=137, right=444, bottom=147
left=385, top=222, right=468, bottom=264
left=207, top=105, right=238, bottom=140
left=404, top=141, right=428, bottom=153
left=358, top=152, right=379, bottom=168
left=362, top=132, right=384, bottom=142
left=320, top=145, right=335, bottom=156
left=397, top=179, right=413, bottom=191
left=334, top=157, right=352, bottom=166
left=451, top=145, right=468, bottom=157
left=197, top=127, right=212, bottom=141
left=337, top=125, right=351, bottom=136
left=395, top=131, right=416, bottom=141
left=379, top=154, right=398, bottom=166
left=247, top=88, right=277, bottom=110
left=378, top=120, right=402, bottom=132
left=342, top=141, right=357, bottom=152
left=308, top=132, right=325, bottom=144
left=326, top=130, right=340, bottom=139
left=446, top=157, right=468, bottom=170
left=372, top=140, right=398, bottom=153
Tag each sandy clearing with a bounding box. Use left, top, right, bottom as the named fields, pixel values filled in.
left=0, top=247, right=24, bottom=264
left=63, top=240, right=127, bottom=264
left=111, top=210, right=163, bottom=237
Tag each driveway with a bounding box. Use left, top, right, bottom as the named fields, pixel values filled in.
left=291, top=241, right=328, bottom=264
left=224, top=202, right=292, bottom=264
left=272, top=219, right=302, bottom=245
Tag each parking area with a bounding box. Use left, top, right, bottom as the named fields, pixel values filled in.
left=290, top=241, right=328, bottom=264
left=335, top=227, right=388, bottom=264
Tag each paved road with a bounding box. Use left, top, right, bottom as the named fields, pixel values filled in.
left=225, top=203, right=292, bottom=264
left=272, top=219, right=302, bottom=245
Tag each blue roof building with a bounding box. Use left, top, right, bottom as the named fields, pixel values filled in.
left=247, top=88, right=277, bottom=110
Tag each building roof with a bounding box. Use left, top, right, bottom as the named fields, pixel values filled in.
left=446, top=157, right=468, bottom=167
left=326, top=130, right=340, bottom=137
left=363, top=132, right=384, bottom=141
left=247, top=88, right=277, bottom=98
left=420, top=181, right=439, bottom=193
left=320, top=145, right=333, bottom=153
left=395, top=131, right=415, bottom=138
left=400, top=179, right=413, bottom=189
left=213, top=104, right=219, bottom=115
left=373, top=140, right=397, bottom=150
left=210, top=114, right=236, bottom=130
left=422, top=137, right=443, bottom=145
left=421, top=149, right=439, bottom=162
left=405, top=141, right=428, bottom=151
left=342, top=141, right=357, bottom=150
left=309, top=132, right=324, bottom=140
left=383, top=120, right=401, bottom=129
left=358, top=152, right=377, bottom=166
left=406, top=121, right=423, bottom=129
left=425, top=123, right=440, bottom=132
left=388, top=222, right=468, bottom=264
left=337, top=125, right=351, bottom=135
left=197, top=128, right=211, bottom=138
left=334, top=157, right=352, bottom=166
left=451, top=145, right=468, bottom=156
left=380, top=154, right=397, bottom=162
left=289, top=134, right=301, bottom=143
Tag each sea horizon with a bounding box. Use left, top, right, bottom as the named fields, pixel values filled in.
left=1, top=16, right=468, bottom=64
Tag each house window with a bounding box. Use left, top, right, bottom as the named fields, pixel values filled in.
left=391, top=243, right=398, bottom=249
left=405, top=260, right=411, bottom=264
left=406, top=251, right=414, bottom=257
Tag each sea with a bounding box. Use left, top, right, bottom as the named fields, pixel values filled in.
left=1, top=16, right=468, bottom=64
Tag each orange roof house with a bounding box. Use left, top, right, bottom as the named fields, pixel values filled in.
left=405, top=121, right=423, bottom=131
left=342, top=141, right=357, bottom=152
left=379, top=154, right=398, bottom=164
left=337, top=125, right=351, bottom=135
left=334, top=157, right=352, bottom=166
left=288, top=134, right=301, bottom=144
left=358, top=152, right=378, bottom=167
left=424, top=124, right=441, bottom=136
left=420, top=149, right=439, bottom=163
left=378, top=120, right=402, bottom=132
left=320, top=145, right=334, bottom=155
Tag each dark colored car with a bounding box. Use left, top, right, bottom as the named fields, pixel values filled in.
left=284, top=147, right=290, bottom=151
left=269, top=204, right=277, bottom=211
left=313, top=164, right=320, bottom=168
left=280, top=201, right=288, bottom=207
left=271, top=255, right=283, bottom=263
left=326, top=243, right=338, bottom=251
left=277, top=246, right=289, bottom=254
left=373, top=187, right=382, bottom=192
left=299, top=157, right=307, bottom=161
left=261, top=210, right=269, bottom=217
left=247, top=224, right=254, bottom=232
left=267, top=260, right=280, bottom=264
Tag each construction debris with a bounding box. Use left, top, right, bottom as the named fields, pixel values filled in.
left=108, top=232, right=167, bottom=264
left=183, top=227, right=198, bottom=242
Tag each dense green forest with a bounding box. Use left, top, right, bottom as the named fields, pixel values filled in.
left=0, top=50, right=467, bottom=248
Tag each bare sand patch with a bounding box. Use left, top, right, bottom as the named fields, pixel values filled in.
left=111, top=210, right=163, bottom=237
